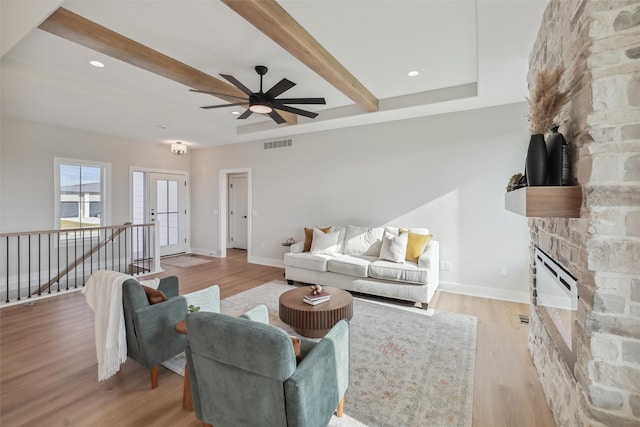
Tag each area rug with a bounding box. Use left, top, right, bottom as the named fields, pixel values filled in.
left=160, top=255, right=212, bottom=268
left=163, top=281, right=477, bottom=427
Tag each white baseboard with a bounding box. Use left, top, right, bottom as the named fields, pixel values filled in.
left=438, top=281, right=529, bottom=304
left=249, top=256, right=284, bottom=268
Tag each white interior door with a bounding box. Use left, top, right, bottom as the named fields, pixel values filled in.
left=228, top=174, right=248, bottom=250
left=149, top=173, right=187, bottom=256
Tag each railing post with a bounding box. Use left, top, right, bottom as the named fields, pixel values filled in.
left=153, top=223, right=161, bottom=273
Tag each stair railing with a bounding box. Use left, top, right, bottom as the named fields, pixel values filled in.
left=0, top=223, right=159, bottom=306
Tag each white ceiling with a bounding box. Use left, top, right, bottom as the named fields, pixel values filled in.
left=0, top=0, right=548, bottom=148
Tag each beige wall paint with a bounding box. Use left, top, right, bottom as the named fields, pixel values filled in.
left=190, top=102, right=533, bottom=302
left=2, top=102, right=533, bottom=301
left=0, top=117, right=190, bottom=232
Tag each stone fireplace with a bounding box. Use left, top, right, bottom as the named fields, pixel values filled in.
left=527, top=1, right=640, bottom=426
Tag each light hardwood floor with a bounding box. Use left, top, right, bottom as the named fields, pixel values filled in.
left=0, top=250, right=555, bottom=427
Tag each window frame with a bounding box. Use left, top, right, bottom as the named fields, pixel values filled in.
left=54, top=157, right=112, bottom=234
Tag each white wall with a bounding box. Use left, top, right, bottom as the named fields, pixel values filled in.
left=190, top=102, right=532, bottom=302
left=1, top=103, right=533, bottom=302
left=0, top=117, right=190, bottom=232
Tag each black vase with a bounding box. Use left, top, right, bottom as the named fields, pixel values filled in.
left=546, top=126, right=564, bottom=185
left=526, top=134, right=548, bottom=186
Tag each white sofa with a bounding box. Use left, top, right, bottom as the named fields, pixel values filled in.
left=284, top=225, right=440, bottom=309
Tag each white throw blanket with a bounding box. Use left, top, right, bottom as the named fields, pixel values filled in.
left=82, top=271, right=159, bottom=381
left=82, top=270, right=131, bottom=381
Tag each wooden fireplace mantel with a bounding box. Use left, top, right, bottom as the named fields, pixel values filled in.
left=505, top=186, right=582, bottom=218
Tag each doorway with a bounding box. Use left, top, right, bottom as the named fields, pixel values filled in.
left=228, top=173, right=248, bottom=250
left=219, top=168, right=251, bottom=260
left=150, top=173, right=187, bottom=256
left=132, top=170, right=188, bottom=257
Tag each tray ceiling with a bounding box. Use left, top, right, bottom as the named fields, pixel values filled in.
left=1, top=0, right=548, bottom=147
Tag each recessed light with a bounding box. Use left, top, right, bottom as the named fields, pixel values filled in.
left=89, top=60, right=105, bottom=68
left=407, top=70, right=419, bottom=77
left=231, top=111, right=241, bottom=115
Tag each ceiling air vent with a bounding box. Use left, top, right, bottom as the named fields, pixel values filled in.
left=264, top=139, right=293, bottom=150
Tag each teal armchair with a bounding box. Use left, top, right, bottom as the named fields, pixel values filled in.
left=122, top=276, right=187, bottom=389
left=185, top=306, right=350, bottom=427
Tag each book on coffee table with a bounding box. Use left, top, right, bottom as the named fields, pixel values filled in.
left=303, top=290, right=331, bottom=305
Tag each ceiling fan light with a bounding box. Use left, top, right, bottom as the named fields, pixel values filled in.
left=249, top=103, right=273, bottom=114
left=171, top=141, right=187, bottom=155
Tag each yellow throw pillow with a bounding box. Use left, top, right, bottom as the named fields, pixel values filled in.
left=405, top=233, right=432, bottom=263
left=303, top=226, right=331, bottom=252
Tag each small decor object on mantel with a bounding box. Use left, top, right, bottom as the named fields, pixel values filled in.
left=526, top=67, right=569, bottom=186
left=526, top=135, right=548, bottom=186
left=546, top=125, right=570, bottom=186
left=506, top=172, right=526, bottom=192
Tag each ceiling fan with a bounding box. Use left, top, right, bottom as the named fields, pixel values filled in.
left=190, top=65, right=326, bottom=124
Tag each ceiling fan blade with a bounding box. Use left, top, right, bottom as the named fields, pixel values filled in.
left=273, top=104, right=319, bottom=119
left=237, top=109, right=253, bottom=120
left=274, top=97, right=326, bottom=105
left=201, top=102, right=249, bottom=109
left=189, top=89, right=248, bottom=101
left=265, top=78, right=296, bottom=98
left=268, top=110, right=287, bottom=124
left=219, top=74, right=254, bottom=96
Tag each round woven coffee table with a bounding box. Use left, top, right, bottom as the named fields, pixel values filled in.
left=279, top=286, right=353, bottom=338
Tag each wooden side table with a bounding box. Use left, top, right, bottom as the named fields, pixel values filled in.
left=175, top=319, right=193, bottom=412
left=279, top=287, right=353, bottom=338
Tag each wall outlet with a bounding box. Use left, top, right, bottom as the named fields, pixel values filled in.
left=500, top=266, right=509, bottom=277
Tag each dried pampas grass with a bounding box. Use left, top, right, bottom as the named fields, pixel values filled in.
left=528, top=67, right=569, bottom=135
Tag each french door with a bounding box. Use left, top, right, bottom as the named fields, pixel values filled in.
left=149, top=173, right=187, bottom=256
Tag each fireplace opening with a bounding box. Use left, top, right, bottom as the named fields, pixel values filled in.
left=534, top=247, right=578, bottom=373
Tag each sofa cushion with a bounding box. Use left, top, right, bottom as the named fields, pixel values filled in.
left=327, top=255, right=374, bottom=278
left=284, top=252, right=332, bottom=272
left=310, top=228, right=340, bottom=255
left=344, top=225, right=384, bottom=256
left=379, top=230, right=408, bottom=263
left=303, top=226, right=331, bottom=252
left=405, top=233, right=432, bottom=263
left=369, top=260, right=429, bottom=284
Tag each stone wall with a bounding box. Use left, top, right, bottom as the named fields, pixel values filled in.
left=527, top=1, right=640, bottom=426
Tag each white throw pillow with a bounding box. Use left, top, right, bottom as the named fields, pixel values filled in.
left=310, top=227, right=340, bottom=255
left=184, top=285, right=220, bottom=313
left=344, top=225, right=384, bottom=256
left=379, top=230, right=408, bottom=263
left=139, top=278, right=160, bottom=289
left=384, top=226, right=430, bottom=236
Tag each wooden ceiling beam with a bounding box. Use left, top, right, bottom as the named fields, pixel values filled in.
left=222, top=0, right=379, bottom=113
left=38, top=7, right=297, bottom=124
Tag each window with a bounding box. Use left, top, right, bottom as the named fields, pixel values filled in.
left=55, top=158, right=110, bottom=231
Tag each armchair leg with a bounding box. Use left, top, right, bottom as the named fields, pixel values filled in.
left=336, top=396, right=345, bottom=417
left=150, top=365, right=159, bottom=389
